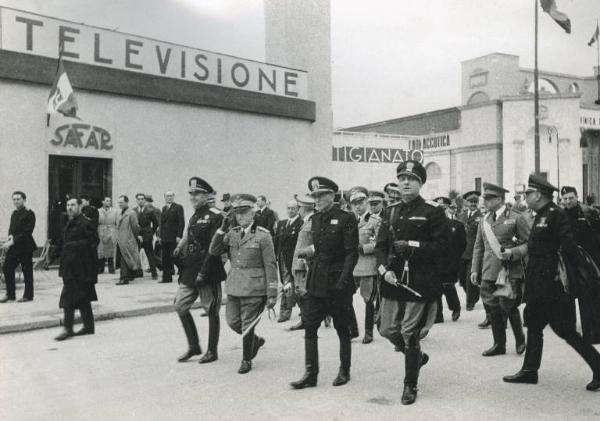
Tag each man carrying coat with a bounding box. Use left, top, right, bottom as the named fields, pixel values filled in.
left=291, top=177, right=359, bottom=390
left=54, top=198, right=99, bottom=341
left=116, top=196, right=141, bottom=285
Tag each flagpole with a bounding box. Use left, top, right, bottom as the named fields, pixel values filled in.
left=534, top=0, right=540, bottom=173
left=596, top=19, right=600, bottom=104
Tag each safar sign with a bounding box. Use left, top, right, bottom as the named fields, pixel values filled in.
left=0, top=7, right=308, bottom=99
left=49, top=123, right=113, bottom=153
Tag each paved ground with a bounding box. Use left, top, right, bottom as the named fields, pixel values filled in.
left=1, top=293, right=599, bottom=421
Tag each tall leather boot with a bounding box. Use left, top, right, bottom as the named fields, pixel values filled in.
left=177, top=313, right=201, bottom=362
left=482, top=308, right=506, bottom=356
left=478, top=304, right=491, bottom=329
left=199, top=314, right=219, bottom=364
left=508, top=307, right=526, bottom=354
left=75, top=302, right=95, bottom=336
left=402, top=345, right=421, bottom=405
left=363, top=302, right=374, bottom=344
left=333, top=328, right=351, bottom=386
left=291, top=336, right=319, bottom=389
left=55, top=307, right=75, bottom=341
left=435, top=298, right=444, bottom=323
left=107, top=258, right=115, bottom=274
left=503, top=330, right=542, bottom=384
left=565, top=332, right=600, bottom=391
left=98, top=258, right=106, bottom=274
left=239, top=330, right=255, bottom=374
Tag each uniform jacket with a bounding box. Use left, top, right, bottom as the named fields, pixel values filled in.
left=292, top=214, right=314, bottom=274
left=254, top=207, right=277, bottom=236
left=306, top=205, right=359, bottom=297
left=6, top=207, right=37, bottom=256
left=179, top=205, right=226, bottom=287
left=375, top=196, right=450, bottom=301
left=97, top=207, right=118, bottom=259
left=116, top=208, right=141, bottom=270
left=159, top=202, right=185, bottom=244
left=353, top=212, right=381, bottom=277
left=135, top=206, right=159, bottom=239
left=82, top=205, right=99, bottom=228
left=273, top=216, right=303, bottom=274
left=59, top=214, right=99, bottom=283
left=471, top=207, right=530, bottom=281
left=209, top=223, right=278, bottom=298
left=440, top=217, right=467, bottom=278
left=458, top=208, right=482, bottom=260
left=565, top=203, right=600, bottom=266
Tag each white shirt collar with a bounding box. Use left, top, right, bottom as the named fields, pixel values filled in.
left=288, top=215, right=299, bottom=225
left=243, top=225, right=253, bottom=236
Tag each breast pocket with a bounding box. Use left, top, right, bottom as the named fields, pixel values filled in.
left=241, top=242, right=261, bottom=261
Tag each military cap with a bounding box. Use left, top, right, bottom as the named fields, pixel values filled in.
left=396, top=160, right=427, bottom=184
left=308, top=176, right=339, bottom=196
left=367, top=190, right=385, bottom=203
left=231, top=193, right=257, bottom=210
left=144, top=194, right=154, bottom=203
left=188, top=177, right=215, bottom=194
left=383, top=182, right=400, bottom=195
left=286, top=199, right=299, bottom=208
left=525, top=173, right=558, bottom=195
left=347, top=186, right=368, bottom=203
left=221, top=193, right=231, bottom=201
left=482, top=182, right=509, bottom=199
left=294, top=193, right=315, bottom=206
left=560, top=186, right=578, bottom=196
left=434, top=196, right=451, bottom=206
left=462, top=190, right=481, bottom=201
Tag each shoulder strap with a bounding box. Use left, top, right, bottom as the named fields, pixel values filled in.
left=482, top=218, right=503, bottom=259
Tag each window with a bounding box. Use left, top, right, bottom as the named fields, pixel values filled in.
left=569, top=82, right=580, bottom=93
left=425, top=162, right=442, bottom=180
left=467, top=91, right=490, bottom=105
left=474, top=177, right=482, bottom=192
left=527, top=78, right=559, bottom=94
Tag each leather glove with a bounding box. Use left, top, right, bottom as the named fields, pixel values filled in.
left=267, top=296, right=277, bottom=309
left=383, top=270, right=398, bottom=286
left=393, top=240, right=411, bottom=255
left=220, top=216, right=232, bottom=232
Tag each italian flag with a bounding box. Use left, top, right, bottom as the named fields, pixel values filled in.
left=540, top=0, right=571, bottom=34
left=47, top=59, right=78, bottom=126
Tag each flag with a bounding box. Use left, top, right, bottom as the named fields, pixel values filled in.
left=47, top=58, right=78, bottom=126
left=589, top=24, right=600, bottom=46
left=540, top=0, right=571, bottom=34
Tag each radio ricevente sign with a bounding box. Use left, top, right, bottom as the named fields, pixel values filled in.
left=0, top=7, right=308, bottom=99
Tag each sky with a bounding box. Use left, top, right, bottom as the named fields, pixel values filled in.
left=1, top=0, right=599, bottom=128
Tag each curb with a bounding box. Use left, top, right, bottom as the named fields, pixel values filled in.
left=0, top=302, right=204, bottom=335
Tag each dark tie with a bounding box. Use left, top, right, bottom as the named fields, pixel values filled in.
left=492, top=212, right=496, bottom=222
left=240, top=230, right=245, bottom=239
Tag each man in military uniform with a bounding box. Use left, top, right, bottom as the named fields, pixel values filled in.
left=368, top=191, right=385, bottom=218
left=375, top=160, right=450, bottom=405
left=349, top=187, right=381, bottom=344
left=289, top=194, right=316, bottom=331
left=209, top=194, right=277, bottom=374
left=470, top=183, right=528, bottom=356
left=134, top=193, right=159, bottom=280
left=291, top=177, right=359, bottom=389
left=173, top=177, right=226, bottom=364
left=503, top=174, right=600, bottom=391
left=433, top=197, right=466, bottom=323
left=384, top=182, right=402, bottom=206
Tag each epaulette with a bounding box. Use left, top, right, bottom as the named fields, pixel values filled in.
left=425, top=200, right=440, bottom=207
left=209, top=208, right=222, bottom=214
left=257, top=226, right=270, bottom=233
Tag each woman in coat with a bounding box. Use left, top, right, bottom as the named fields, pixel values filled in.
left=116, top=195, right=141, bottom=285
left=55, top=198, right=99, bottom=341
left=97, top=197, right=118, bottom=274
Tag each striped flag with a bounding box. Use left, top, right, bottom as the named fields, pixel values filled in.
left=540, top=0, right=571, bottom=34
left=589, top=24, right=600, bottom=46
left=47, top=58, right=78, bottom=126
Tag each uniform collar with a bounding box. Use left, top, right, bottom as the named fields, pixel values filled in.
left=194, top=204, right=209, bottom=214
left=402, top=195, right=424, bottom=212
left=494, top=205, right=506, bottom=220
left=288, top=214, right=300, bottom=225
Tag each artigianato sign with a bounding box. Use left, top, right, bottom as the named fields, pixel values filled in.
left=332, top=146, right=424, bottom=163
left=0, top=7, right=308, bottom=99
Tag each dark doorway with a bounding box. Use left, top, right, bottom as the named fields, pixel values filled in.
left=48, top=155, right=112, bottom=244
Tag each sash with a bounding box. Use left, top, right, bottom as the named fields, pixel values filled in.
left=482, top=217, right=503, bottom=260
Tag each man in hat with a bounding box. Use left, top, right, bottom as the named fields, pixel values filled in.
left=134, top=193, right=159, bottom=280
left=290, top=194, right=316, bottom=331
left=384, top=183, right=402, bottom=206
left=274, top=199, right=304, bottom=323
left=503, top=174, right=600, bottom=391
left=375, top=160, right=451, bottom=405
left=368, top=191, right=386, bottom=218
left=349, top=186, right=381, bottom=344
left=433, top=197, right=465, bottom=323
left=158, top=191, right=185, bottom=283
left=172, top=177, right=227, bottom=364
left=470, top=183, right=528, bottom=357
left=209, top=194, right=277, bottom=374
left=291, top=177, right=359, bottom=389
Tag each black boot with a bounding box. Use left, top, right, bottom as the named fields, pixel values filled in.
left=239, top=331, right=256, bottom=374
left=98, top=258, right=106, bottom=274
left=508, top=308, right=526, bottom=354
left=107, top=258, right=115, bottom=274
left=199, top=314, right=219, bottom=364
left=55, top=308, right=75, bottom=341
left=402, top=346, right=421, bottom=405
left=503, top=330, right=542, bottom=384
left=333, top=330, right=351, bottom=386
left=435, top=298, right=444, bottom=323
left=177, top=313, right=201, bottom=362
left=349, top=306, right=359, bottom=339
left=587, top=372, right=600, bottom=391
left=289, top=320, right=304, bottom=331
left=74, top=302, right=95, bottom=336
left=565, top=332, right=600, bottom=391
left=362, top=302, right=374, bottom=344
left=291, top=337, right=319, bottom=389
left=482, top=309, right=506, bottom=356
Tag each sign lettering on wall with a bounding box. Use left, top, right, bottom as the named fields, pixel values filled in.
left=408, top=134, right=450, bottom=150
left=50, top=123, right=113, bottom=151
left=332, top=146, right=424, bottom=163
left=580, top=108, right=600, bottom=130
left=0, top=7, right=308, bottom=99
